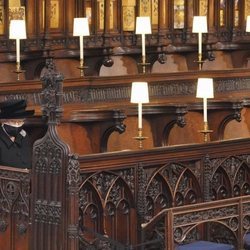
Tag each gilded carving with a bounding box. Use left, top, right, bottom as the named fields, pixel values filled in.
left=110, top=0, right=115, bottom=30
left=0, top=5, right=4, bottom=34
left=9, top=0, right=21, bottom=6
left=220, top=0, right=226, bottom=26
left=245, top=0, right=250, bottom=19
left=9, top=6, right=25, bottom=20
left=152, top=0, right=158, bottom=25
left=98, top=0, right=104, bottom=30
left=86, top=7, right=92, bottom=25
left=174, top=0, right=185, bottom=29
left=234, top=0, right=239, bottom=27
left=140, top=0, right=151, bottom=16
left=50, top=0, right=59, bottom=28
left=123, top=6, right=135, bottom=31
left=199, top=0, right=208, bottom=16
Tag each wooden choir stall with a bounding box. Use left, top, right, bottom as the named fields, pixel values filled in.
left=1, top=1, right=250, bottom=249
left=0, top=59, right=249, bottom=250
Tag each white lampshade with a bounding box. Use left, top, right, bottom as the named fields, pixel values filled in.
left=9, top=20, right=26, bottom=39
left=73, top=17, right=90, bottom=36
left=192, top=16, right=208, bottom=33
left=196, top=78, right=214, bottom=98
left=131, top=82, right=149, bottom=103
left=246, top=16, right=250, bottom=32
left=135, top=17, right=152, bottom=34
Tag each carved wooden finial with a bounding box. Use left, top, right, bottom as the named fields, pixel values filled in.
left=40, top=58, right=64, bottom=124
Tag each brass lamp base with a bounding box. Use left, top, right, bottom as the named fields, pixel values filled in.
left=198, top=122, right=213, bottom=142
left=77, top=59, right=88, bottom=77
left=195, top=60, right=205, bottom=70
left=13, top=63, right=25, bottom=81
left=137, top=62, right=151, bottom=74
left=133, top=128, right=148, bottom=149
left=194, top=54, right=205, bottom=70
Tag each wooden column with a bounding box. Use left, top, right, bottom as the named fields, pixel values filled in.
left=103, top=0, right=112, bottom=47
left=158, top=0, right=168, bottom=44
left=30, top=59, right=77, bottom=250
left=44, top=0, right=51, bottom=38
left=207, top=0, right=216, bottom=42
left=66, top=155, right=80, bottom=250
left=26, top=1, right=36, bottom=37
left=65, top=0, right=75, bottom=35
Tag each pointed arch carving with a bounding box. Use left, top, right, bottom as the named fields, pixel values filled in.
left=233, top=162, right=250, bottom=196
left=145, top=162, right=201, bottom=217
left=79, top=169, right=136, bottom=245
left=174, top=221, right=238, bottom=246
left=174, top=168, right=202, bottom=206
left=210, top=155, right=250, bottom=199
left=104, top=176, right=136, bottom=245
left=211, top=166, right=231, bottom=200
left=146, top=173, right=172, bottom=218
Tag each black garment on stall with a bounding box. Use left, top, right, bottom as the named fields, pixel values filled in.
left=0, top=126, right=32, bottom=169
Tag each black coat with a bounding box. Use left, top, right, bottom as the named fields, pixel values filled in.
left=0, top=126, right=32, bottom=169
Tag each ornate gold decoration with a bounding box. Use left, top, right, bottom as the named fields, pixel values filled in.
left=123, top=7, right=134, bottom=31
left=50, top=0, right=59, bottom=28
left=174, top=0, right=185, bottom=29
left=140, top=0, right=151, bottom=16
left=86, top=7, right=92, bottom=25
left=0, top=5, right=4, bottom=35
left=152, top=0, right=158, bottom=25
left=199, top=0, right=208, bottom=16
left=97, top=0, right=104, bottom=30
left=9, top=6, right=25, bottom=20
left=245, top=0, right=250, bottom=19
left=219, top=0, right=225, bottom=27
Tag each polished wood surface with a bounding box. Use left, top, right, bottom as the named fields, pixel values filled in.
left=1, top=1, right=250, bottom=249
left=0, top=60, right=249, bottom=250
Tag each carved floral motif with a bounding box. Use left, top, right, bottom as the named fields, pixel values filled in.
left=34, top=200, right=61, bottom=225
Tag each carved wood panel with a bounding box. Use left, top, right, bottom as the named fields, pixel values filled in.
left=0, top=168, right=30, bottom=250
left=79, top=159, right=203, bottom=247
left=78, top=139, right=250, bottom=247
left=205, top=155, right=250, bottom=200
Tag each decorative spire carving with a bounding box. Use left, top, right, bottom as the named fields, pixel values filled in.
left=40, top=58, right=64, bottom=124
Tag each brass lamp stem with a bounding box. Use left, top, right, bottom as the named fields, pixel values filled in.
left=77, top=58, right=88, bottom=77
left=138, top=56, right=150, bottom=74
left=14, top=62, right=25, bottom=81
left=198, top=53, right=203, bottom=70
left=198, top=121, right=213, bottom=142
left=133, top=128, right=148, bottom=149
